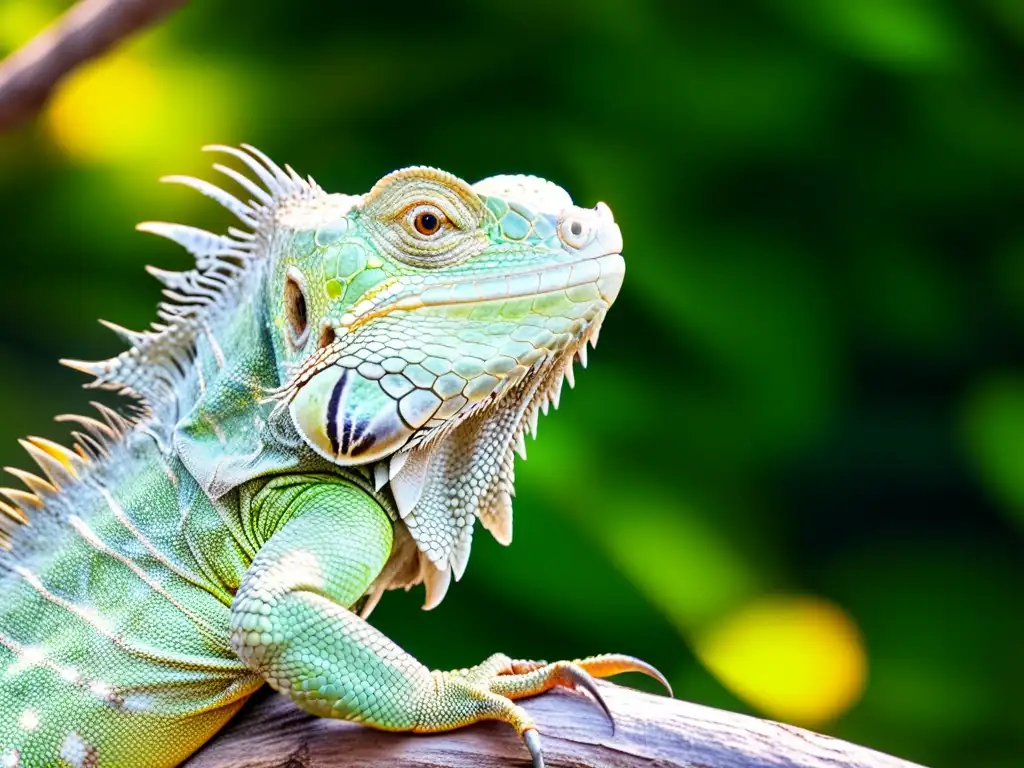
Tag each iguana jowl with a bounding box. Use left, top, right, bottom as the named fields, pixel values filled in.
left=0, top=145, right=667, bottom=767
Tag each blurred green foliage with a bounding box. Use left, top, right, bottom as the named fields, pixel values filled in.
left=1, top=1, right=1023, bottom=765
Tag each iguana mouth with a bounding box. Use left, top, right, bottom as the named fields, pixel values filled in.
left=338, top=252, right=625, bottom=333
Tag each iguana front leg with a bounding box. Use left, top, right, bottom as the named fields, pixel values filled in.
left=229, top=475, right=666, bottom=766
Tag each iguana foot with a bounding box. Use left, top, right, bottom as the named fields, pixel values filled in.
left=424, top=653, right=671, bottom=767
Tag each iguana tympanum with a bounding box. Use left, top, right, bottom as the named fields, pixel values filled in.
left=0, top=145, right=666, bottom=767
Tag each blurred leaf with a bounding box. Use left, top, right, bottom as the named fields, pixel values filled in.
left=565, top=143, right=841, bottom=467
left=826, top=542, right=1024, bottom=765
left=523, top=415, right=761, bottom=628
left=774, top=0, right=969, bottom=70
left=849, top=244, right=968, bottom=358
left=961, top=375, right=1024, bottom=529
left=984, top=0, right=1024, bottom=44
left=47, top=49, right=164, bottom=164
left=993, top=239, right=1024, bottom=329
left=596, top=491, right=759, bottom=628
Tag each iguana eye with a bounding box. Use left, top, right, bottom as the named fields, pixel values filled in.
left=284, top=268, right=310, bottom=346
left=410, top=205, right=446, bottom=237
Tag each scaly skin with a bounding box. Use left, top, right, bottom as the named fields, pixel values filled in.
left=0, top=146, right=667, bottom=767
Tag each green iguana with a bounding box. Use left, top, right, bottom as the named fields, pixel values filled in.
left=0, top=145, right=667, bottom=767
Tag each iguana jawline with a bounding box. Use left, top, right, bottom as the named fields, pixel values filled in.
left=339, top=252, right=624, bottom=332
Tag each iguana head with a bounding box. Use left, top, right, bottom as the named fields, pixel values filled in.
left=267, top=165, right=624, bottom=597
left=270, top=167, right=623, bottom=463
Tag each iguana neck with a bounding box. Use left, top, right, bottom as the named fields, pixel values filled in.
left=166, top=261, right=324, bottom=501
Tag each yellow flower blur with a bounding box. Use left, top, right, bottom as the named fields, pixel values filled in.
left=46, top=50, right=163, bottom=164
left=44, top=42, right=238, bottom=178
left=695, top=594, right=867, bottom=726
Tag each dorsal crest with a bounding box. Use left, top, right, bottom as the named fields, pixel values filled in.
left=61, top=145, right=324, bottom=415
left=1, top=145, right=323, bottom=547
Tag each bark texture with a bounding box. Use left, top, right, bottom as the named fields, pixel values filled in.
left=185, top=684, right=927, bottom=768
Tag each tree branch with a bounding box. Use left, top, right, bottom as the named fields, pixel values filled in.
left=0, top=0, right=189, bottom=132
left=185, top=684, right=927, bottom=768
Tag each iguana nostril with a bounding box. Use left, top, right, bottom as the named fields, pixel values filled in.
left=559, top=216, right=590, bottom=248
left=318, top=324, right=336, bottom=349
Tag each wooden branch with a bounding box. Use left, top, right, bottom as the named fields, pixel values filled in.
left=185, top=683, right=927, bottom=768
left=0, top=0, right=189, bottom=131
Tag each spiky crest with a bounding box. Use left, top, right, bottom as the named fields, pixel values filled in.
left=1, top=145, right=323, bottom=548
left=60, top=145, right=322, bottom=411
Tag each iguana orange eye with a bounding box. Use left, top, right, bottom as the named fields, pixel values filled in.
left=411, top=206, right=446, bottom=236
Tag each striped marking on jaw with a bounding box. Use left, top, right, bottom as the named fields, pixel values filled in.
left=325, top=369, right=348, bottom=457
left=322, top=370, right=384, bottom=459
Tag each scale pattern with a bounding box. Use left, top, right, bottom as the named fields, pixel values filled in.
left=0, top=436, right=261, bottom=767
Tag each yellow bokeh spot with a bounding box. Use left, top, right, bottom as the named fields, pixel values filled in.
left=694, top=594, right=867, bottom=726
left=46, top=50, right=162, bottom=164
left=42, top=39, right=238, bottom=180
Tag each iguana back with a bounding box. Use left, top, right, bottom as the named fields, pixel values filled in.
left=0, top=430, right=259, bottom=766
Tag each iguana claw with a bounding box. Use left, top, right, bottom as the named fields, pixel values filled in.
left=473, top=652, right=669, bottom=763
left=524, top=728, right=544, bottom=768
left=498, top=659, right=615, bottom=730
left=557, top=662, right=614, bottom=728
left=494, top=653, right=672, bottom=701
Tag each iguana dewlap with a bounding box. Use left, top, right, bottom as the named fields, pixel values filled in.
left=0, top=146, right=667, bottom=768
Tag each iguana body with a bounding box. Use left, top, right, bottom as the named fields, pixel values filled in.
left=0, top=146, right=663, bottom=767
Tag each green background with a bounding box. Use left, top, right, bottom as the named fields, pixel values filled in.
left=1, top=1, right=1023, bottom=765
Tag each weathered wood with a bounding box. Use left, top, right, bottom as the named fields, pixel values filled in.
left=0, top=0, right=190, bottom=131
left=185, top=683, right=926, bottom=768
